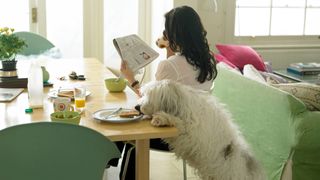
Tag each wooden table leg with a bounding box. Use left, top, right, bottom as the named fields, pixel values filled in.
left=135, top=139, right=150, bottom=180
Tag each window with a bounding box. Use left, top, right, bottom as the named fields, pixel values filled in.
left=46, top=0, right=83, bottom=58
left=150, top=0, right=173, bottom=80
left=104, top=0, right=139, bottom=67
left=0, top=0, right=83, bottom=58
left=104, top=0, right=173, bottom=81
left=235, top=0, right=320, bottom=36
left=0, top=0, right=30, bottom=32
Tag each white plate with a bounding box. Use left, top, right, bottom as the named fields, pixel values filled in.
left=93, top=108, right=142, bottom=123
left=48, top=89, right=91, bottom=99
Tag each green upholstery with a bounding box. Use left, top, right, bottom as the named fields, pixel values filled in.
left=212, top=66, right=320, bottom=180
left=14, top=31, right=55, bottom=55
left=0, top=122, right=120, bottom=180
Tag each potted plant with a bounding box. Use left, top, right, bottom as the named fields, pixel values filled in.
left=0, top=27, right=27, bottom=71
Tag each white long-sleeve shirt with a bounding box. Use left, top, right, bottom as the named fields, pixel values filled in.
left=155, top=55, right=213, bottom=91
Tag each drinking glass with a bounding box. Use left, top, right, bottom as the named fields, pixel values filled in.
left=74, top=86, right=86, bottom=113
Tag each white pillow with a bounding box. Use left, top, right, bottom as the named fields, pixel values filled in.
left=217, top=62, right=242, bottom=75
left=243, top=64, right=267, bottom=84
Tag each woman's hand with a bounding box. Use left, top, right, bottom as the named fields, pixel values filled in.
left=120, top=60, right=141, bottom=96
left=120, top=60, right=135, bottom=84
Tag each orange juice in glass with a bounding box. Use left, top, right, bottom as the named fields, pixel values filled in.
left=74, top=87, right=86, bottom=113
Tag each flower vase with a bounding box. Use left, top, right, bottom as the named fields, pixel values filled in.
left=1, top=60, right=17, bottom=71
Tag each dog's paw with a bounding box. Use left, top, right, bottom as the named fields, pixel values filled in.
left=151, top=116, right=165, bottom=126
left=150, top=112, right=175, bottom=127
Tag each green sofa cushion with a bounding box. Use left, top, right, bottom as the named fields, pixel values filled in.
left=292, top=111, right=320, bottom=180
left=212, top=66, right=320, bottom=180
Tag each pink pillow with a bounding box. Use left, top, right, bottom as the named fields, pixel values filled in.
left=216, top=44, right=266, bottom=71
left=214, top=53, right=237, bottom=69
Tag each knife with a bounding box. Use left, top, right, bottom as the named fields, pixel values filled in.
left=104, top=107, right=122, bottom=119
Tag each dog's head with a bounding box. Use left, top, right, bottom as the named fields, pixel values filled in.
left=137, top=80, right=184, bottom=116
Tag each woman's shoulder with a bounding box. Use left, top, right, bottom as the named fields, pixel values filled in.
left=158, top=55, right=185, bottom=68
left=167, top=54, right=186, bottom=61
left=163, top=55, right=187, bottom=66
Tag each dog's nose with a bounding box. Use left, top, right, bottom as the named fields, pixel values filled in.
left=135, top=104, right=141, bottom=113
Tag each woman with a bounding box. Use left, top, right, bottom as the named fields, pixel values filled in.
left=119, top=6, right=217, bottom=179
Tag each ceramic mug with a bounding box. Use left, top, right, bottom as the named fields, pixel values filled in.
left=53, top=97, right=74, bottom=112
left=156, top=36, right=169, bottom=49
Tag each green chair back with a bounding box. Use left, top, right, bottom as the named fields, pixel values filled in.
left=14, top=31, right=55, bottom=55
left=0, top=122, right=120, bottom=180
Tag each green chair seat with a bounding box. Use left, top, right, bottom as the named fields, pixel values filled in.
left=0, top=122, right=120, bottom=180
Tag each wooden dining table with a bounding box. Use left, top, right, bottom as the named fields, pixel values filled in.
left=0, top=58, right=178, bottom=180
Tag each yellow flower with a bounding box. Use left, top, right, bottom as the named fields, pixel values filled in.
left=0, top=26, right=27, bottom=60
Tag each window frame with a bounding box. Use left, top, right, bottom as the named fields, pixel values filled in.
left=225, top=0, right=320, bottom=49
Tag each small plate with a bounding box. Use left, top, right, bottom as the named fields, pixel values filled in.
left=48, top=89, right=91, bottom=99
left=93, top=108, right=142, bottom=123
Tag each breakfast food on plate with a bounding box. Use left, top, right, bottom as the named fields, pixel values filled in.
left=119, top=110, right=140, bottom=118
left=57, top=90, right=74, bottom=98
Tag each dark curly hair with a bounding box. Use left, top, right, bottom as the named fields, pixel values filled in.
left=164, top=6, right=217, bottom=83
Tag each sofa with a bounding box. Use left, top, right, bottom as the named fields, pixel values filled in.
left=212, top=65, right=320, bottom=180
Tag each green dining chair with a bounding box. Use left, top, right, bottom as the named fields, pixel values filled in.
left=0, top=122, right=120, bottom=180
left=14, top=31, right=55, bottom=55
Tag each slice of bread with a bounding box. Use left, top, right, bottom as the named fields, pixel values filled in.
left=58, top=90, right=74, bottom=98
left=119, top=110, right=140, bottom=118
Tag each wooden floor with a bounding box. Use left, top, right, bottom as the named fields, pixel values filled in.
left=103, top=150, right=201, bottom=180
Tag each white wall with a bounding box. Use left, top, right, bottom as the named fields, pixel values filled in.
left=255, top=47, right=320, bottom=68
left=174, top=0, right=320, bottom=69
left=173, top=0, right=229, bottom=48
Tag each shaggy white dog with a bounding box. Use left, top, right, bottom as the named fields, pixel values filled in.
left=138, top=80, right=265, bottom=180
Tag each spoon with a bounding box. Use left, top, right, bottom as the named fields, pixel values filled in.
left=114, top=74, right=123, bottom=82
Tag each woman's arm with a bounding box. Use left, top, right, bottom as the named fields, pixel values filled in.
left=120, top=61, right=141, bottom=96
left=120, top=60, right=135, bottom=84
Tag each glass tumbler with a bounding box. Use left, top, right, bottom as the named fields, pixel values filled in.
left=74, top=86, right=86, bottom=113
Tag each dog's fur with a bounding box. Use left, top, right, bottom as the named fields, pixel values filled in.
left=138, top=80, right=265, bottom=180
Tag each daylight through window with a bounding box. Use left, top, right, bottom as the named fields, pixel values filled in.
left=235, top=0, right=320, bottom=36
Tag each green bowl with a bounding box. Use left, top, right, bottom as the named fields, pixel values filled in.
left=50, top=111, right=81, bottom=125
left=105, top=78, right=127, bottom=92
